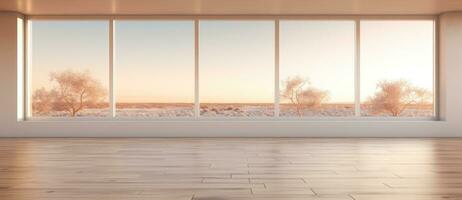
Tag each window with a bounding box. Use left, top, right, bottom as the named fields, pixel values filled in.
left=280, top=20, right=356, bottom=117
left=29, top=20, right=110, bottom=117
left=114, top=20, right=195, bottom=118
left=199, top=20, right=275, bottom=117
left=360, top=20, right=435, bottom=117
left=26, top=17, right=436, bottom=120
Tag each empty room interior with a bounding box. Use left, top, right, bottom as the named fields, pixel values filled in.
left=2, top=0, right=462, bottom=199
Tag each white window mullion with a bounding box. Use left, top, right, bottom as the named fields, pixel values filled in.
left=433, top=19, right=439, bottom=119
left=194, top=19, right=200, bottom=118
left=25, top=17, right=32, bottom=119
left=354, top=18, right=361, bottom=117
left=109, top=18, right=115, bottom=118
left=274, top=19, right=280, bottom=118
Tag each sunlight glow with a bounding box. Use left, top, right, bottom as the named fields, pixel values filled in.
left=28, top=18, right=435, bottom=118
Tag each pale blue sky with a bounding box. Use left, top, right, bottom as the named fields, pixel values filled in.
left=31, top=19, right=434, bottom=104
left=360, top=20, right=434, bottom=102
left=115, top=20, right=194, bottom=103
left=31, top=20, right=109, bottom=94
left=199, top=20, right=275, bottom=103
left=280, top=20, right=355, bottom=103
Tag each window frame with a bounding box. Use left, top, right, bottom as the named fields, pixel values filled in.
left=25, top=17, right=113, bottom=120
left=24, top=15, right=439, bottom=121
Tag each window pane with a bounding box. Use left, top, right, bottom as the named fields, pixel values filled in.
left=280, top=20, right=355, bottom=117
left=30, top=20, right=109, bottom=117
left=360, top=20, right=434, bottom=117
left=199, top=20, right=274, bottom=117
left=115, top=20, right=194, bottom=118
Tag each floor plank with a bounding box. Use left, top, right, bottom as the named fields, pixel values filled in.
left=0, top=138, right=462, bottom=199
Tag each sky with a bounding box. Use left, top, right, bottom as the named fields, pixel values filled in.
left=31, top=20, right=109, bottom=96
left=280, top=20, right=355, bottom=103
left=360, top=20, right=434, bottom=102
left=114, top=20, right=195, bottom=103
left=199, top=20, right=274, bottom=103
left=31, top=19, right=434, bottom=104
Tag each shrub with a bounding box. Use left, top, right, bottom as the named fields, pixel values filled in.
left=281, top=76, right=329, bottom=117
left=368, top=80, right=432, bottom=116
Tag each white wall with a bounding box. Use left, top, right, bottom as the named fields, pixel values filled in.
left=0, top=11, right=461, bottom=137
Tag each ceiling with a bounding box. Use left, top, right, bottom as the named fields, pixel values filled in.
left=0, top=0, right=461, bottom=15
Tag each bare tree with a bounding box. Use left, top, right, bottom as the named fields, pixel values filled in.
left=368, top=80, right=432, bottom=116
left=281, top=76, right=329, bottom=117
left=32, top=70, right=106, bottom=117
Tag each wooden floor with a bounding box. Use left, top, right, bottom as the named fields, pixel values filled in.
left=1, top=138, right=462, bottom=200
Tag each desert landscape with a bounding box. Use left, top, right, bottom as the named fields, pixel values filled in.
left=281, top=103, right=354, bottom=117
left=31, top=70, right=434, bottom=118
left=116, top=103, right=194, bottom=117
left=31, top=103, right=433, bottom=118
left=200, top=103, right=273, bottom=117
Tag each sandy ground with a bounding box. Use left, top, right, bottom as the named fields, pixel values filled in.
left=32, top=103, right=433, bottom=118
